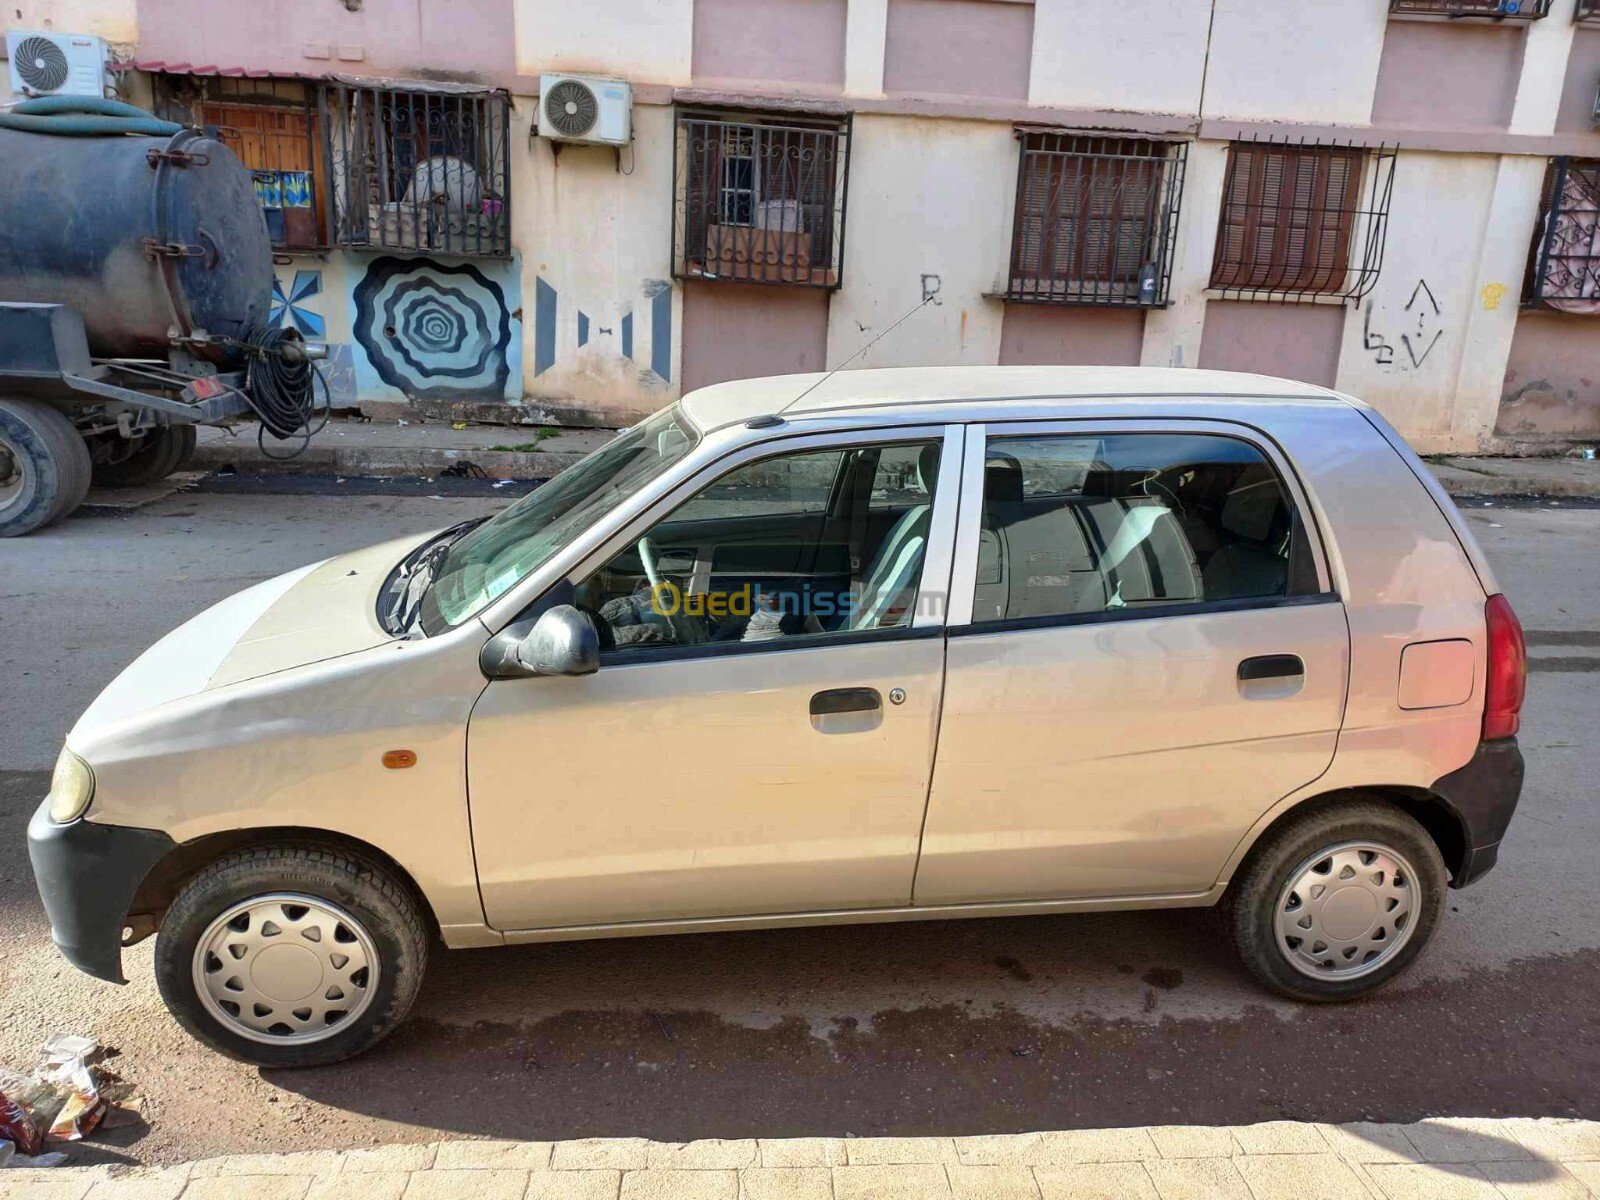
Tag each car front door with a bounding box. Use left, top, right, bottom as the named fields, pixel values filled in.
left=469, top=425, right=963, bottom=933
left=913, top=420, right=1350, bottom=905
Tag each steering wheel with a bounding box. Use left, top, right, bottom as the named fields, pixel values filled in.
left=637, top=536, right=702, bottom=644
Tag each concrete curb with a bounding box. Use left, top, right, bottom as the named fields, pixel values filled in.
left=191, top=431, right=1600, bottom=500
left=189, top=439, right=584, bottom=482
left=10, top=1118, right=1600, bottom=1199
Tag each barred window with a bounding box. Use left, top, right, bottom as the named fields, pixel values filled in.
left=1210, top=141, right=1395, bottom=302
left=1004, top=132, right=1186, bottom=307
left=1526, top=158, right=1600, bottom=312
left=673, top=108, right=851, bottom=288
left=1578, top=0, right=1600, bottom=20
left=326, top=82, right=511, bottom=258
left=1388, top=0, right=1550, bottom=18
left=152, top=75, right=325, bottom=250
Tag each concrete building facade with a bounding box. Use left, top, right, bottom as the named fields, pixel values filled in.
left=5, top=0, right=1599, bottom=449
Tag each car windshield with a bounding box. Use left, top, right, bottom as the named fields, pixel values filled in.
left=418, top=407, right=699, bottom=633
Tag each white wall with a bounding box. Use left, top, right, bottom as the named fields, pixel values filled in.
left=511, top=101, right=682, bottom=424
left=826, top=115, right=1015, bottom=371
left=844, top=0, right=889, bottom=96
left=1141, top=141, right=1228, bottom=370
left=1449, top=155, right=1549, bottom=447
left=514, top=0, right=694, bottom=84
left=1334, top=152, right=1502, bottom=451
left=1028, top=0, right=1208, bottom=115
left=1202, top=0, right=1387, bottom=125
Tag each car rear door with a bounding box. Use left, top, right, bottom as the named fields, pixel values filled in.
left=913, top=419, right=1350, bottom=905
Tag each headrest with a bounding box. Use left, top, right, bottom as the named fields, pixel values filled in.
left=917, top=442, right=941, bottom=491
left=984, top=457, right=1024, bottom=509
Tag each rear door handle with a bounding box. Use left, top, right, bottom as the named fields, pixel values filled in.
left=1238, top=654, right=1304, bottom=681
left=809, top=687, right=883, bottom=734
left=1237, top=654, right=1306, bottom=701
left=810, top=687, right=882, bottom=715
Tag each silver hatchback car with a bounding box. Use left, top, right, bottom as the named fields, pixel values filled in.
left=30, top=367, right=1526, bottom=1067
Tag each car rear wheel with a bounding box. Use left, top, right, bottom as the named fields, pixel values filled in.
left=155, top=845, right=428, bottom=1067
left=1226, top=799, right=1447, bottom=1003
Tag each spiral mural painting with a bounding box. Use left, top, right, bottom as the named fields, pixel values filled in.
left=352, top=257, right=513, bottom=402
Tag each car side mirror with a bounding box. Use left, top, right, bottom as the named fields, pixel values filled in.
left=480, top=604, right=599, bottom=679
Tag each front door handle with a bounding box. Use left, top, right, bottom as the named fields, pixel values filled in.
left=1238, top=654, right=1304, bottom=681
left=1237, top=654, right=1306, bottom=700
left=809, top=687, right=883, bottom=734
left=810, top=687, right=882, bottom=715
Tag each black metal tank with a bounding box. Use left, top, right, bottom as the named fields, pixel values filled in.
left=0, top=125, right=273, bottom=362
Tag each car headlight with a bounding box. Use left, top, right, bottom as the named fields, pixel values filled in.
left=48, top=748, right=95, bottom=823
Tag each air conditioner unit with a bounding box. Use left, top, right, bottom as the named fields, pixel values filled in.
left=5, top=31, right=110, bottom=100
left=538, top=73, right=631, bottom=146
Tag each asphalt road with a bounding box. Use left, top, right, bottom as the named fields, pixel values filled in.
left=1, top=486, right=1596, bottom=1166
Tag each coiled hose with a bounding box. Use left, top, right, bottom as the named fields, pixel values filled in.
left=241, top=327, right=329, bottom=460
left=0, top=96, right=183, bottom=136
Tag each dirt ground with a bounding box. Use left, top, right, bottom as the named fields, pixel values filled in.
left=1, top=489, right=1596, bottom=1165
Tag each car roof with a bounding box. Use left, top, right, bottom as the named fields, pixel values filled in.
left=678, top=366, right=1352, bottom=432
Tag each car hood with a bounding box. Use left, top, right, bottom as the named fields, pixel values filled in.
left=71, top=534, right=421, bottom=737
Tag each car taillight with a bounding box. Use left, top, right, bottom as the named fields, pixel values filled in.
left=1483, top=593, right=1526, bottom=741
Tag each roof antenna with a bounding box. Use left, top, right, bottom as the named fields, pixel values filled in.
left=764, top=274, right=943, bottom=423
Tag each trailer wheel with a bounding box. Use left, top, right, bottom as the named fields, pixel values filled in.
left=92, top=424, right=197, bottom=488
left=0, top=398, right=92, bottom=537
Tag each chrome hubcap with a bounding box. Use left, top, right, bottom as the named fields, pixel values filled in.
left=1274, top=841, right=1418, bottom=980
left=192, top=893, right=380, bottom=1045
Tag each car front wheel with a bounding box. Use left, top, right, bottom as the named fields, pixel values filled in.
left=155, top=845, right=428, bottom=1067
left=1226, top=799, right=1447, bottom=1003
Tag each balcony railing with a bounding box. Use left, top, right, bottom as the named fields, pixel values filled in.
left=1388, top=0, right=1550, bottom=18
left=1003, top=131, right=1187, bottom=308
left=1526, top=158, right=1600, bottom=312
left=672, top=108, right=851, bottom=289
left=326, top=81, right=511, bottom=258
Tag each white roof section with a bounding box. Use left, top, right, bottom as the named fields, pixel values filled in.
left=678, top=366, right=1347, bottom=431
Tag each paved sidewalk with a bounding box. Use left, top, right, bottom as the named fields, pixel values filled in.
left=194, top=419, right=1600, bottom=497
left=6, top=1119, right=1599, bottom=1200
left=193, top=420, right=614, bottom=482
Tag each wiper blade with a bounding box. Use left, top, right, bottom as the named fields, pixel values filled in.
left=384, top=517, right=488, bottom=635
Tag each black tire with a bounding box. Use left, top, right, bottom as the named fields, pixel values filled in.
left=0, top=398, right=91, bottom=537
left=92, top=424, right=197, bottom=488
left=1225, top=799, right=1447, bottom=1003
left=155, top=845, right=429, bottom=1068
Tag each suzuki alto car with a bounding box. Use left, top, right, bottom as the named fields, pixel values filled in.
left=29, top=367, right=1526, bottom=1066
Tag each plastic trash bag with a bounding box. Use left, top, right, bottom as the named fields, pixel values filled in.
left=0, top=1036, right=109, bottom=1158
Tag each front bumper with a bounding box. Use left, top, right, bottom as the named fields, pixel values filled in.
left=1432, top=736, right=1524, bottom=889
left=26, top=800, right=175, bottom=984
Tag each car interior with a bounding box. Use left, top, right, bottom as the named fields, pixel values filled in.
left=973, top=435, right=1304, bottom=624
left=571, top=432, right=1308, bottom=651
left=574, top=440, right=943, bottom=650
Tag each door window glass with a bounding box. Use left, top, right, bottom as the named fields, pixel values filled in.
left=576, top=440, right=943, bottom=653
left=972, top=433, right=1312, bottom=624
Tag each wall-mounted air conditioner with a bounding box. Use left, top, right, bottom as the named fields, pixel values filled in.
left=5, top=31, right=110, bottom=100
left=537, top=73, right=631, bottom=147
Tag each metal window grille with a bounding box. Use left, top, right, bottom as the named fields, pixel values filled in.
left=1388, top=0, right=1550, bottom=17
left=672, top=107, right=851, bottom=289
left=1210, top=139, right=1396, bottom=303
left=1577, top=0, right=1600, bottom=21
left=1525, top=157, right=1600, bottom=310
left=1003, top=131, right=1187, bottom=308
left=151, top=74, right=325, bottom=250
left=324, top=82, right=511, bottom=258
